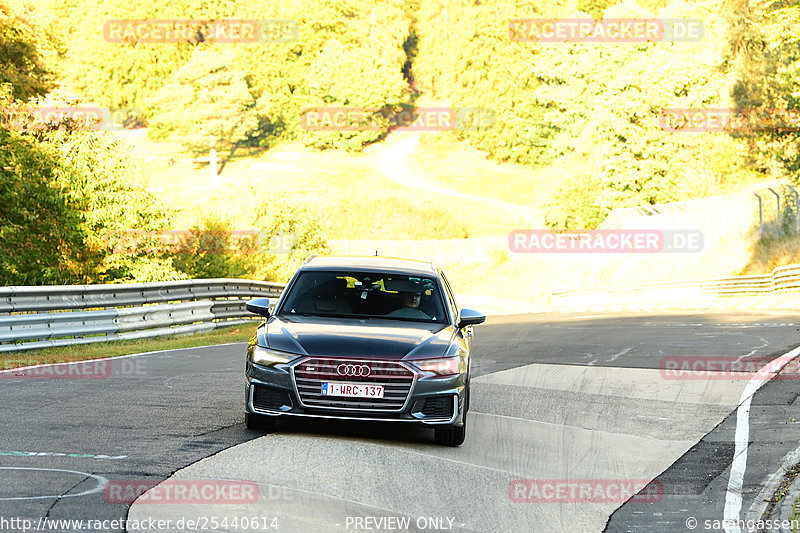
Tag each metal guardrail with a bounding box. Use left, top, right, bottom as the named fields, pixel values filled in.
left=4, top=261, right=797, bottom=353
left=553, top=264, right=800, bottom=300
left=0, top=279, right=286, bottom=353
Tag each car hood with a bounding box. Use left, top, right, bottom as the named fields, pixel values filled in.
left=264, top=316, right=454, bottom=360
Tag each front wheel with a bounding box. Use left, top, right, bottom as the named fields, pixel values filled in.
left=435, top=415, right=467, bottom=446
left=245, top=412, right=278, bottom=432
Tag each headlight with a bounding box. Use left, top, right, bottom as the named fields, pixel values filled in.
left=413, top=356, right=465, bottom=376
left=249, top=346, right=291, bottom=367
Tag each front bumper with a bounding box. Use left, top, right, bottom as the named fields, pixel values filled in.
left=245, top=357, right=465, bottom=426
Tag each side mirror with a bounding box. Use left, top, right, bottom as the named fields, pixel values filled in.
left=458, top=308, right=486, bottom=328
left=246, top=298, right=272, bottom=318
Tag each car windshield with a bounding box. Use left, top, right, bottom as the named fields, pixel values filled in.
left=279, top=271, right=447, bottom=323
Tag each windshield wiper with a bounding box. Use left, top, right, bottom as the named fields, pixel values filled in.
left=285, top=312, right=372, bottom=319
left=373, top=316, right=438, bottom=323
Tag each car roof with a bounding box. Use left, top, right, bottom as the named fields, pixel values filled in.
left=300, top=255, right=439, bottom=276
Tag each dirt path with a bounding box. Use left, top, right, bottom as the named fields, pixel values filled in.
left=373, top=132, right=543, bottom=227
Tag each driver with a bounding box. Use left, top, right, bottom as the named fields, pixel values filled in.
left=399, top=291, right=422, bottom=309
left=386, top=289, right=430, bottom=319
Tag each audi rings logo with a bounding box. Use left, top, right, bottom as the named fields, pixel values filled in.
left=337, top=364, right=371, bottom=377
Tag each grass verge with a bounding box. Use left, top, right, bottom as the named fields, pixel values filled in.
left=410, top=132, right=558, bottom=210
left=115, top=131, right=527, bottom=240
left=739, top=232, right=800, bottom=275
left=0, top=325, right=254, bottom=370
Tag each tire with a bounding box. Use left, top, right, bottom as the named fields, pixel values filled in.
left=435, top=415, right=467, bottom=446
left=245, top=412, right=278, bottom=432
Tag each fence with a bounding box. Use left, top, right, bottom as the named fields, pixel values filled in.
left=598, top=182, right=789, bottom=245
left=0, top=279, right=285, bottom=353
left=552, top=263, right=800, bottom=303
left=329, top=182, right=796, bottom=266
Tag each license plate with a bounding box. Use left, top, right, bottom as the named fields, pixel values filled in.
left=321, top=382, right=384, bottom=399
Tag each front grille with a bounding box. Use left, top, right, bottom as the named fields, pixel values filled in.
left=294, top=358, right=415, bottom=411
left=253, top=385, right=293, bottom=411
left=421, top=396, right=454, bottom=418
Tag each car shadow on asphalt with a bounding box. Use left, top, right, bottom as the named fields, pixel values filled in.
left=249, top=416, right=439, bottom=446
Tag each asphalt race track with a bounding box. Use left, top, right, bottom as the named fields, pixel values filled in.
left=2, top=310, right=800, bottom=533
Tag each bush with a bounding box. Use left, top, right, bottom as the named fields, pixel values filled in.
left=0, top=127, right=85, bottom=285
left=1, top=88, right=183, bottom=283
left=168, top=203, right=330, bottom=282
left=0, top=1, right=55, bottom=101
left=249, top=199, right=331, bottom=282
left=170, top=214, right=256, bottom=280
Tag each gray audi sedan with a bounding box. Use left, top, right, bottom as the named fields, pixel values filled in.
left=243, top=255, right=485, bottom=446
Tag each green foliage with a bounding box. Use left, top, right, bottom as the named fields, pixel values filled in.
left=413, top=0, right=745, bottom=228
left=577, top=0, right=614, bottom=17
left=36, top=94, right=181, bottom=282
left=239, top=0, right=413, bottom=150
left=727, top=0, right=800, bottom=180
left=7, top=0, right=799, bottom=285
left=544, top=169, right=608, bottom=229
left=59, top=0, right=198, bottom=112
left=415, top=0, right=582, bottom=167
left=0, top=1, right=55, bottom=100
left=61, top=0, right=414, bottom=152
left=0, top=126, right=85, bottom=285
left=122, top=257, right=186, bottom=283
left=1, top=89, right=183, bottom=284
left=297, top=38, right=406, bottom=150
left=250, top=199, right=331, bottom=282
left=169, top=214, right=255, bottom=280
left=167, top=204, right=330, bottom=282
left=147, top=48, right=261, bottom=170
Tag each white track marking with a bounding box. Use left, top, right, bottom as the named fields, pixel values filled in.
left=723, top=345, right=800, bottom=533
left=0, top=450, right=126, bottom=460
left=0, top=467, right=107, bottom=501
left=731, top=337, right=771, bottom=367
left=608, top=348, right=632, bottom=363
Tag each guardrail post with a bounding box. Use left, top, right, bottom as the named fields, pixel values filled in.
left=788, top=185, right=800, bottom=233
left=754, top=193, right=763, bottom=234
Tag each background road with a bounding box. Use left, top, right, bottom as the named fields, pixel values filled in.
left=2, top=311, right=799, bottom=532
